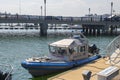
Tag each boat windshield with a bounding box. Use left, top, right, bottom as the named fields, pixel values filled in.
left=49, top=46, right=67, bottom=56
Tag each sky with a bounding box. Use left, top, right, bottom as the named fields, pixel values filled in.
left=0, top=0, right=120, bottom=16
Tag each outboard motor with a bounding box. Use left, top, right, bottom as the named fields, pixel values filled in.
left=89, top=44, right=99, bottom=55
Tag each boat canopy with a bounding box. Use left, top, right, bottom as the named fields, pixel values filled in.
left=49, top=39, right=82, bottom=48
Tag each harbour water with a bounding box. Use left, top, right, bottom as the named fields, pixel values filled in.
left=0, top=29, right=117, bottom=80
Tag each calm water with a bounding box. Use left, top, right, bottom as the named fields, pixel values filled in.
left=0, top=34, right=116, bottom=80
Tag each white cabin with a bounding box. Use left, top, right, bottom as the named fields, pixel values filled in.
left=49, top=38, right=90, bottom=61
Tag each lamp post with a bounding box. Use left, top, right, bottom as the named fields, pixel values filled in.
left=41, top=6, right=43, bottom=16
left=111, top=2, right=113, bottom=16
left=44, top=0, right=46, bottom=20
left=89, top=8, right=91, bottom=15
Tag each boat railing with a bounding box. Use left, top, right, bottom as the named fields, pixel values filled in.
left=71, top=32, right=89, bottom=44
left=106, top=35, right=120, bottom=56
left=0, top=64, right=13, bottom=80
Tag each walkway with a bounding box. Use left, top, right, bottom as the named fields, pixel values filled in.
left=48, top=57, right=120, bottom=80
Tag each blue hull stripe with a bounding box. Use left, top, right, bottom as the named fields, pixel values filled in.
left=21, top=55, right=101, bottom=70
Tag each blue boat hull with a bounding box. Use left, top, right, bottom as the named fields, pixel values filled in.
left=21, top=55, right=101, bottom=77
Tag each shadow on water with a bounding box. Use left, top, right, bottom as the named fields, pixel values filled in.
left=30, top=72, right=63, bottom=80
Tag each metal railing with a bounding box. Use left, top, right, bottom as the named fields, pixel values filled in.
left=106, top=35, right=120, bottom=56
left=0, top=64, right=13, bottom=80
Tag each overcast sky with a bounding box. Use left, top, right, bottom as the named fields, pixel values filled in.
left=0, top=0, right=119, bottom=16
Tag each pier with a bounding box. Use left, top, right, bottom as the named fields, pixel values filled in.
left=48, top=58, right=120, bottom=80
left=0, top=14, right=120, bottom=36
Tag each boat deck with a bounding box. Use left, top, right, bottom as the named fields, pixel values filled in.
left=48, top=57, right=120, bottom=80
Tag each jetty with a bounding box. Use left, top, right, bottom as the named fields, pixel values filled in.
left=48, top=57, right=120, bottom=80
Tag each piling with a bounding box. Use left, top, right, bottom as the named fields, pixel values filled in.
left=40, top=22, right=48, bottom=36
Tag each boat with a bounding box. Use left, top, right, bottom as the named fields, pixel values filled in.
left=0, top=64, right=13, bottom=80
left=21, top=32, right=101, bottom=77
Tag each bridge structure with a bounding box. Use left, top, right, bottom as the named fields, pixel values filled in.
left=0, top=14, right=120, bottom=36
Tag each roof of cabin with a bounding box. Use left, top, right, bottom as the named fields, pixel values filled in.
left=49, top=39, right=82, bottom=48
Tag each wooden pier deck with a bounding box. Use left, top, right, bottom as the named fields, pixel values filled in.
left=48, top=57, right=120, bottom=80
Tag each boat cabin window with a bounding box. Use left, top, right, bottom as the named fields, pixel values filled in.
left=49, top=46, right=56, bottom=53
left=49, top=46, right=67, bottom=55
left=69, top=47, right=78, bottom=54
left=73, top=47, right=78, bottom=53
left=80, top=46, right=86, bottom=52
left=69, top=46, right=86, bottom=54
left=69, top=48, right=74, bottom=54
left=58, top=47, right=67, bottom=55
